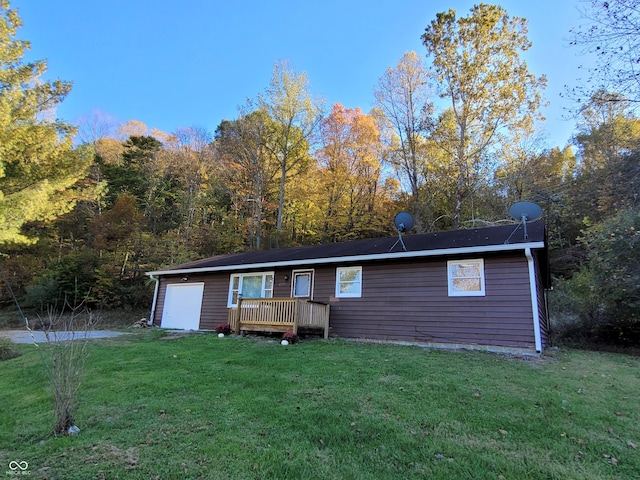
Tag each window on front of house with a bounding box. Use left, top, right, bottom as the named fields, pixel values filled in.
left=228, top=272, right=274, bottom=307
left=447, top=259, right=485, bottom=296
left=335, top=266, right=362, bottom=298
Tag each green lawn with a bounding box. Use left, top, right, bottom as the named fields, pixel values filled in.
left=1, top=331, right=638, bottom=479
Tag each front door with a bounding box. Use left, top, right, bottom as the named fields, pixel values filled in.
left=291, top=270, right=314, bottom=299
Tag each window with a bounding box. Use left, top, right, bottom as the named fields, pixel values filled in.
left=447, top=259, right=485, bottom=296
left=228, top=272, right=274, bottom=307
left=336, top=266, right=362, bottom=298
left=292, top=270, right=313, bottom=298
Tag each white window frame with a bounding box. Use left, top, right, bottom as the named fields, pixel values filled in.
left=291, top=269, right=314, bottom=298
left=335, top=266, right=362, bottom=298
left=447, top=259, right=485, bottom=297
left=227, top=272, right=274, bottom=307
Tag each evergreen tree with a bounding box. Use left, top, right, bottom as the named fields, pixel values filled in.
left=0, top=1, right=93, bottom=246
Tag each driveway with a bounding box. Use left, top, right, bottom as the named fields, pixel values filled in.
left=0, top=330, right=127, bottom=344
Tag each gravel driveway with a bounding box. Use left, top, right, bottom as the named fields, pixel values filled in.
left=0, top=330, right=127, bottom=343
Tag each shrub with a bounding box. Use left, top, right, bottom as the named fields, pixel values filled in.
left=282, top=332, right=298, bottom=344
left=551, top=208, right=640, bottom=347
left=215, top=323, right=231, bottom=335
left=0, top=338, right=21, bottom=361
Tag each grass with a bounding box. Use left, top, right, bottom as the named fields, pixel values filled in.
left=1, top=331, right=639, bottom=479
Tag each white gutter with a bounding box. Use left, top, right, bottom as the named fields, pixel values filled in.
left=525, top=247, right=543, bottom=352
left=148, top=274, right=160, bottom=326
left=146, top=241, right=545, bottom=277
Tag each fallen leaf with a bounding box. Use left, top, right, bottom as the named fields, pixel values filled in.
left=627, top=440, right=637, bottom=449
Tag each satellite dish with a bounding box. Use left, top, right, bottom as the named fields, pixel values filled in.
left=394, top=211, right=414, bottom=233
left=509, top=202, right=542, bottom=222
left=390, top=212, right=414, bottom=252
left=507, top=201, right=542, bottom=241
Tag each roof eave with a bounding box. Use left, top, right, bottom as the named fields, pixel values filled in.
left=146, top=241, right=545, bottom=277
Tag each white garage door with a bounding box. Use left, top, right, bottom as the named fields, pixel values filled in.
left=161, top=283, right=204, bottom=330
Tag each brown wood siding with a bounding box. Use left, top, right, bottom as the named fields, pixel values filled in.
left=153, top=270, right=295, bottom=329
left=152, top=252, right=539, bottom=349
left=310, top=253, right=537, bottom=349
left=152, top=279, right=166, bottom=326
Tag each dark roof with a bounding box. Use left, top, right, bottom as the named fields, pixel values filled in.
left=150, top=221, right=547, bottom=275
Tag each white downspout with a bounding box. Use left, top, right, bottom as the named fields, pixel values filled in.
left=149, top=274, right=160, bottom=326
left=525, top=248, right=543, bottom=353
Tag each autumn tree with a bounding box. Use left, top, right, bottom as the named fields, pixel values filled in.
left=493, top=134, right=574, bottom=211
left=570, top=0, right=640, bottom=105
left=166, top=126, right=216, bottom=245
left=215, top=111, right=280, bottom=249
left=572, top=91, right=640, bottom=221
left=75, top=109, right=118, bottom=146
left=257, top=61, right=322, bottom=244
left=98, top=135, right=163, bottom=208
left=374, top=51, right=434, bottom=233
left=422, top=4, right=547, bottom=228
left=279, top=165, right=325, bottom=245
left=317, top=104, right=390, bottom=241
left=0, top=1, right=94, bottom=246
left=575, top=92, right=640, bottom=170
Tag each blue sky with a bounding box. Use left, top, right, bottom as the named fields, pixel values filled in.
left=14, top=0, right=593, bottom=148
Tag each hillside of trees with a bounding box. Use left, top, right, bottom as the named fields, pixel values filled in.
left=1, top=2, right=638, bottom=346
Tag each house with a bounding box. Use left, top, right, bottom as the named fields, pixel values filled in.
left=146, top=221, right=550, bottom=353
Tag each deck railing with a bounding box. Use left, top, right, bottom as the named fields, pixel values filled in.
left=228, top=298, right=330, bottom=339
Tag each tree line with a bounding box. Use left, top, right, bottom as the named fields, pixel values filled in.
left=1, top=1, right=638, bottom=345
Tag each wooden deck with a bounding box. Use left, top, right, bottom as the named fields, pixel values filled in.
left=228, top=298, right=330, bottom=339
